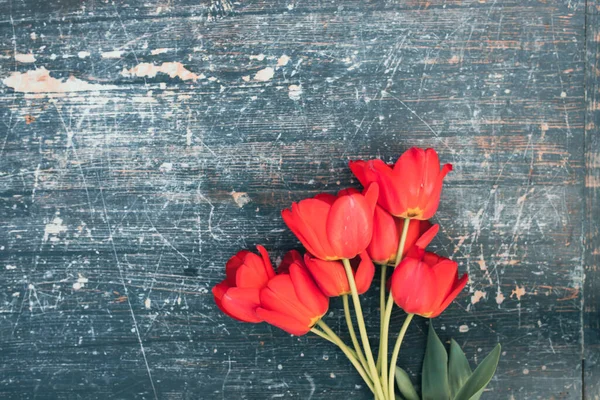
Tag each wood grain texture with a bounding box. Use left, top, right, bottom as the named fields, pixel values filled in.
left=584, top=0, right=600, bottom=398
left=0, top=0, right=589, bottom=398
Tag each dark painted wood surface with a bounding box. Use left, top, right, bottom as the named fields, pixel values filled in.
left=0, top=0, right=594, bottom=398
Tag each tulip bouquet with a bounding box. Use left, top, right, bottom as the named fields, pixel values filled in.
left=213, top=148, right=501, bottom=400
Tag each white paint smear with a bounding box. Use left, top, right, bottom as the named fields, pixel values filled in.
left=101, top=50, right=125, bottom=59
left=121, top=62, right=202, bottom=82
left=2, top=67, right=118, bottom=93
left=15, top=53, right=36, bottom=63
left=254, top=67, right=274, bottom=82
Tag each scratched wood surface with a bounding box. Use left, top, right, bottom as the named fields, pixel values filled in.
left=0, top=0, right=592, bottom=399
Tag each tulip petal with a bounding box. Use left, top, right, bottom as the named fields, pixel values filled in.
left=279, top=249, right=303, bottom=274
left=257, top=245, right=275, bottom=279
left=289, top=262, right=329, bottom=315
left=225, top=250, right=251, bottom=286
left=354, top=252, right=375, bottom=294
left=326, top=192, right=373, bottom=259
left=430, top=273, right=468, bottom=318
left=260, top=275, right=314, bottom=324
left=304, top=254, right=349, bottom=297
left=363, top=182, right=379, bottom=213
left=295, top=199, right=335, bottom=259
left=221, top=287, right=262, bottom=323
left=236, top=252, right=270, bottom=289
left=255, top=308, right=312, bottom=336
left=368, top=205, right=400, bottom=264
left=212, top=281, right=236, bottom=319
left=432, top=259, right=460, bottom=305
left=391, top=258, right=437, bottom=316
left=282, top=207, right=328, bottom=259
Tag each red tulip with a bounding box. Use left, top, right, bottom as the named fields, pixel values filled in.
left=281, top=183, right=379, bottom=260
left=368, top=206, right=439, bottom=265
left=256, top=256, right=329, bottom=335
left=212, top=245, right=275, bottom=323
left=390, top=250, right=467, bottom=318
left=349, top=147, right=452, bottom=220
left=304, top=251, right=375, bottom=297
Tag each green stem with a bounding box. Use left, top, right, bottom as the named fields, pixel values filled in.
left=310, top=326, right=336, bottom=345
left=388, top=314, right=414, bottom=400
left=380, top=218, right=411, bottom=400
left=343, top=294, right=370, bottom=377
left=316, top=321, right=376, bottom=395
left=342, top=258, right=386, bottom=400
left=376, top=264, right=387, bottom=373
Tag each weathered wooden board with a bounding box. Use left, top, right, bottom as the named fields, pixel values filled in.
left=0, top=0, right=589, bottom=398
left=584, top=0, right=600, bottom=398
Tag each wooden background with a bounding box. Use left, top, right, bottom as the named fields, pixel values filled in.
left=0, top=0, right=598, bottom=398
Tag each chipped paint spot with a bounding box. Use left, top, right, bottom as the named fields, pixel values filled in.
left=242, top=75, right=250, bottom=82
left=77, top=51, right=91, bottom=59
left=254, top=67, right=274, bottom=82
left=101, top=50, right=125, bottom=59
left=43, top=217, right=67, bottom=242
left=471, top=290, right=487, bottom=304
left=151, top=48, right=172, bottom=55
left=159, top=162, right=173, bottom=173
left=73, top=274, right=89, bottom=290
left=459, top=325, right=469, bottom=333
left=145, top=298, right=152, bottom=309
left=277, top=54, right=290, bottom=67
left=2, top=67, right=118, bottom=93
left=231, top=191, right=252, bottom=208
left=288, top=84, right=302, bottom=101
left=511, top=285, right=526, bottom=300
left=15, top=53, right=36, bottom=63
left=496, top=291, right=505, bottom=305
left=121, top=62, right=202, bottom=82
left=250, top=54, right=266, bottom=61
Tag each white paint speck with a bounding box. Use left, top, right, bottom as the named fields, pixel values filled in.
left=560, top=91, right=567, bottom=98
left=459, top=324, right=469, bottom=333
left=77, top=51, right=91, bottom=59
left=30, top=32, right=38, bottom=40
left=254, top=67, right=274, bottom=82
left=249, top=54, right=265, bottom=61
left=277, top=364, right=283, bottom=370
left=5, top=265, right=17, bottom=270
left=144, top=298, right=151, bottom=309
left=523, top=368, right=529, bottom=375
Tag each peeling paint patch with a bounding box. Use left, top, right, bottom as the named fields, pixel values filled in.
left=231, top=191, right=252, bottom=208
left=101, top=50, right=125, bottom=59
left=242, top=75, right=250, bottom=82
left=2, top=67, right=118, bottom=93
left=254, top=67, right=274, bottom=82
left=277, top=54, right=290, bottom=67
left=145, top=298, right=152, bottom=309
left=471, top=290, right=487, bottom=304
left=151, top=48, right=172, bottom=55
left=121, top=62, right=202, bottom=82
left=511, top=285, right=526, bottom=301
left=43, top=217, right=67, bottom=242
left=288, top=84, right=302, bottom=101
left=15, top=53, right=36, bottom=63
left=77, top=51, right=91, bottom=59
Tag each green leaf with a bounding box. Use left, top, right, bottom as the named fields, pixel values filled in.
left=422, top=323, right=451, bottom=400
left=448, top=339, right=472, bottom=397
left=453, top=344, right=501, bottom=400
left=395, top=367, right=420, bottom=400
